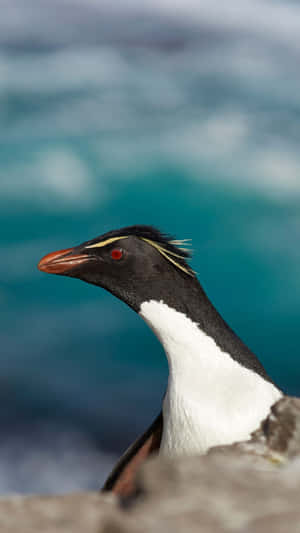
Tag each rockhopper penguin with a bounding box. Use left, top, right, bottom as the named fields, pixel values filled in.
left=38, top=225, right=282, bottom=495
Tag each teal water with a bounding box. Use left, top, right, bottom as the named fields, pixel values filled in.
left=1, top=0, right=300, bottom=493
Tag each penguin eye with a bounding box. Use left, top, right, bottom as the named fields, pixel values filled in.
left=111, top=248, right=123, bottom=261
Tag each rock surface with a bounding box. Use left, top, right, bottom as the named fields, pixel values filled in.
left=102, top=397, right=300, bottom=533
left=1, top=397, right=300, bottom=532
left=0, top=492, right=114, bottom=533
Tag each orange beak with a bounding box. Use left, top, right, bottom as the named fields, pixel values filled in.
left=38, top=247, right=91, bottom=275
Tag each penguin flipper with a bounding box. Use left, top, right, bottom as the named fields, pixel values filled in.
left=102, top=411, right=163, bottom=497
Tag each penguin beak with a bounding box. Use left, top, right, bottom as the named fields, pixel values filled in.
left=38, top=247, right=91, bottom=275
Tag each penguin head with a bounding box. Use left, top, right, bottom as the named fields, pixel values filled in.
left=38, top=225, right=194, bottom=311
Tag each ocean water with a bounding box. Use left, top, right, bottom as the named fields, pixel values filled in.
left=1, top=0, right=300, bottom=493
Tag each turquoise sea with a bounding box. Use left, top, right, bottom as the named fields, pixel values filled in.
left=1, top=0, right=300, bottom=493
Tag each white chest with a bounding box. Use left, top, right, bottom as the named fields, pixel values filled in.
left=139, top=300, right=282, bottom=457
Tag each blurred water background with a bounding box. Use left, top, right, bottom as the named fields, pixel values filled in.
left=1, top=0, right=300, bottom=494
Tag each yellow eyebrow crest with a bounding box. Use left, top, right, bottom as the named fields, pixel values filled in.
left=141, top=238, right=195, bottom=276
left=85, top=236, right=128, bottom=249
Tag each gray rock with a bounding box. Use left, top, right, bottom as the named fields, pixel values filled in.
left=101, top=397, right=300, bottom=533
left=2, top=397, right=300, bottom=532
left=0, top=491, right=114, bottom=533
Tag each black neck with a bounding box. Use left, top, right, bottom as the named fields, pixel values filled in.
left=121, top=273, right=273, bottom=383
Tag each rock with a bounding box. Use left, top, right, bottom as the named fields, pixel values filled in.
left=1, top=397, right=300, bottom=532
left=101, top=452, right=300, bottom=532
left=101, top=396, right=300, bottom=533
left=0, top=491, right=114, bottom=533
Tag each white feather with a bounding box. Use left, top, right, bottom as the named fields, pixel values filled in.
left=139, top=300, right=282, bottom=456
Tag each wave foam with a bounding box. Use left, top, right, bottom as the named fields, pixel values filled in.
left=0, top=423, right=116, bottom=494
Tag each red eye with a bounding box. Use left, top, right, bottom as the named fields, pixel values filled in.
left=111, top=248, right=123, bottom=261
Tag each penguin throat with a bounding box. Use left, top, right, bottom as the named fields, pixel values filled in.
left=139, top=300, right=282, bottom=456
